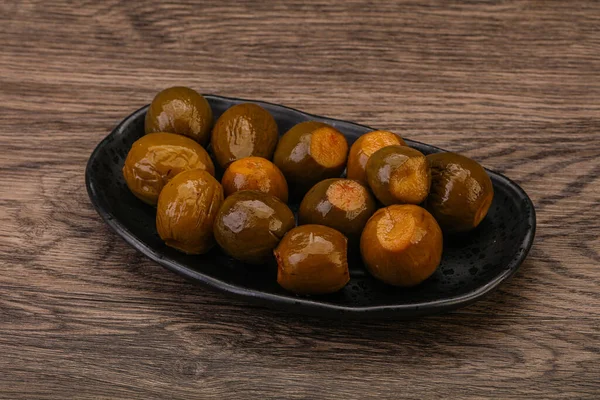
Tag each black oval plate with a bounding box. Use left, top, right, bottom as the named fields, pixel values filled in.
left=86, top=95, right=536, bottom=319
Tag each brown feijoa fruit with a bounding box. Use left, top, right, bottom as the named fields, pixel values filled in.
left=425, top=152, right=494, bottom=233
left=298, top=178, right=376, bottom=242
left=274, top=225, right=349, bottom=295
left=211, top=103, right=279, bottom=169
left=122, top=133, right=215, bottom=206
left=221, top=157, right=288, bottom=202
left=145, top=86, right=213, bottom=145
left=366, top=145, right=431, bottom=206
left=273, top=121, right=348, bottom=196
left=156, top=169, right=224, bottom=254
left=360, top=205, right=443, bottom=287
left=213, top=191, right=295, bottom=264
left=347, top=130, right=406, bottom=184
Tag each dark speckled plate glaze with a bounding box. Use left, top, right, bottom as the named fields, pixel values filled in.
left=86, top=95, right=536, bottom=319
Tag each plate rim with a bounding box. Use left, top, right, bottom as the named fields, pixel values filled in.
left=85, top=95, right=537, bottom=318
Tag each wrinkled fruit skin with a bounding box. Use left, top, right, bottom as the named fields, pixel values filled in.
left=360, top=205, right=443, bottom=287
left=221, top=156, right=288, bottom=202
left=122, top=133, right=215, bottom=206
left=366, top=145, right=431, bottom=206
left=156, top=169, right=224, bottom=254
left=347, top=130, right=406, bottom=184
left=145, top=86, right=213, bottom=145
left=211, top=103, right=279, bottom=169
left=273, top=121, right=348, bottom=197
left=213, top=190, right=295, bottom=264
left=298, top=178, right=376, bottom=242
left=425, top=152, right=494, bottom=233
left=274, top=224, right=349, bottom=295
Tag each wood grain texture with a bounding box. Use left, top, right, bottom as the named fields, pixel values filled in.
left=1, top=0, right=599, bottom=398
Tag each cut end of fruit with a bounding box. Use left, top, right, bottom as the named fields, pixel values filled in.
left=389, top=156, right=430, bottom=204
left=376, top=206, right=416, bottom=252
left=228, top=156, right=268, bottom=175
left=360, top=130, right=406, bottom=158
left=310, top=127, right=348, bottom=168
left=326, top=180, right=367, bottom=211
left=225, top=156, right=272, bottom=185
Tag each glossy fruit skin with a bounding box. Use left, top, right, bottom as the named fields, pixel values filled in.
left=210, top=103, right=279, bottom=169
left=273, top=121, right=348, bottom=196
left=425, top=152, right=494, bottom=233
left=122, top=133, right=215, bottom=206
left=213, top=191, right=295, bottom=264
left=274, top=225, right=349, bottom=295
left=298, top=178, right=376, bottom=242
left=347, top=130, right=406, bottom=184
left=145, top=87, right=213, bottom=145
left=156, top=169, right=224, bottom=255
left=360, top=205, right=443, bottom=287
left=366, top=145, right=431, bottom=206
left=221, top=157, right=288, bottom=202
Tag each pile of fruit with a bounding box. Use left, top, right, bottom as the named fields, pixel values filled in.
left=122, top=87, right=494, bottom=295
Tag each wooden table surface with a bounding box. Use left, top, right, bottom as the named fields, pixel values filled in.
left=1, top=1, right=599, bottom=398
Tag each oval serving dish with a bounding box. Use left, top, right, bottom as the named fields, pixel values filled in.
left=86, top=95, right=536, bottom=319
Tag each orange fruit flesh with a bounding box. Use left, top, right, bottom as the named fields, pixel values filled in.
left=228, top=157, right=268, bottom=175
left=222, top=157, right=287, bottom=201
left=326, top=180, right=366, bottom=212
left=389, top=156, right=429, bottom=204
left=310, top=127, right=348, bottom=168
left=375, top=207, right=417, bottom=253
left=347, top=131, right=406, bottom=182
left=360, top=131, right=406, bottom=158
left=226, top=158, right=270, bottom=187
left=362, top=205, right=442, bottom=287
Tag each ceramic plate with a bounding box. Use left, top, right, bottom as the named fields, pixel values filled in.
left=86, top=95, right=536, bottom=319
